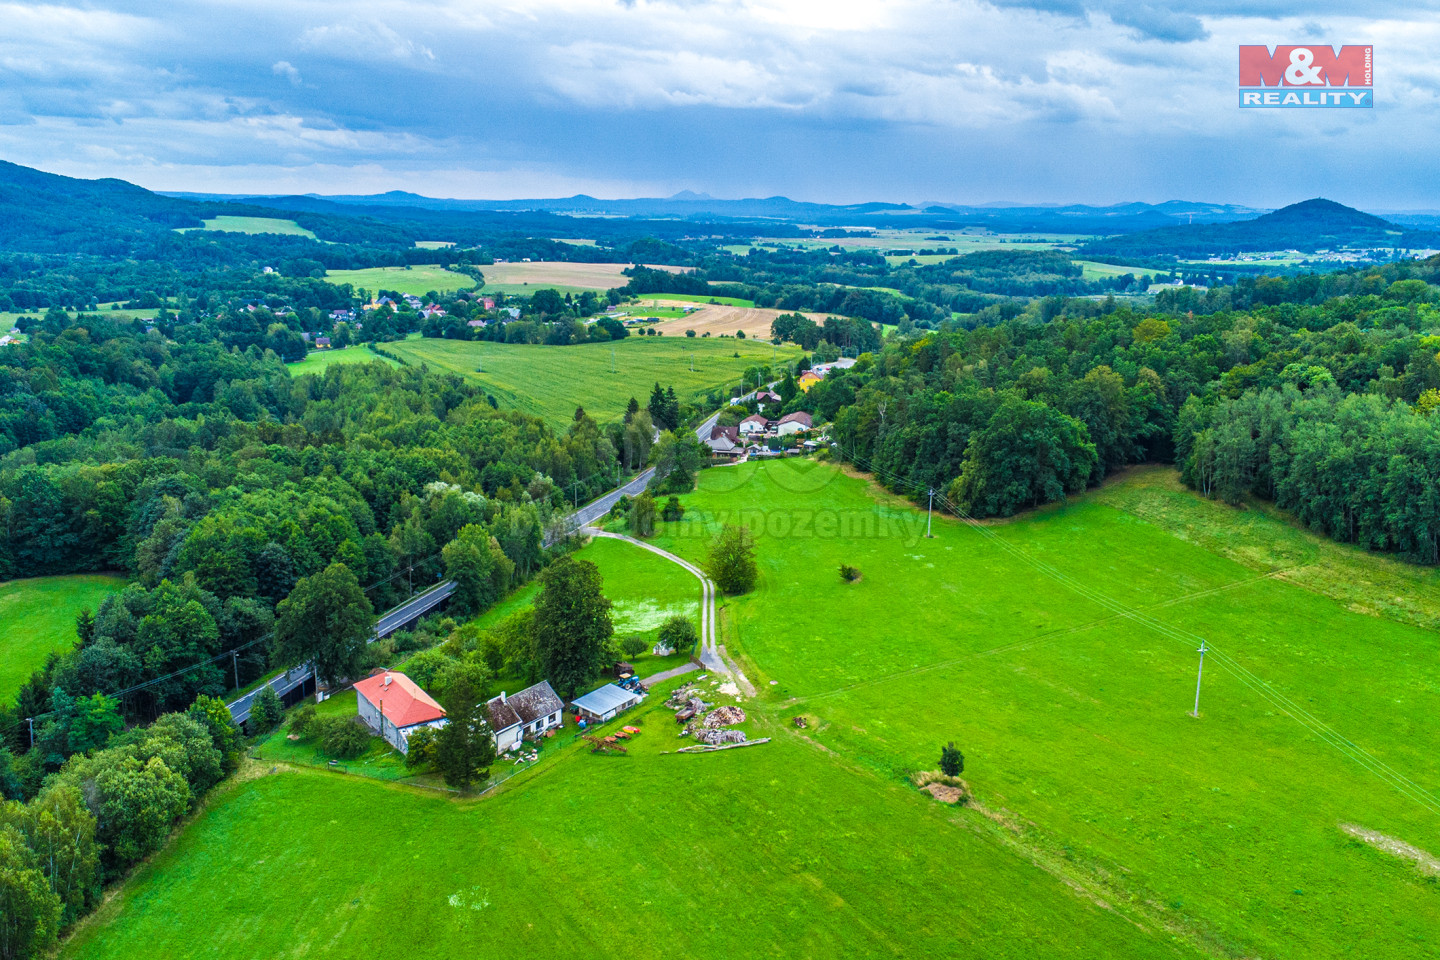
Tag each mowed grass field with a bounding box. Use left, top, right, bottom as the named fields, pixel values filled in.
left=325, top=266, right=479, bottom=297
left=181, top=216, right=317, bottom=238
left=476, top=261, right=688, bottom=296
left=386, top=337, right=800, bottom=428
left=644, top=302, right=827, bottom=339
left=0, top=574, right=126, bottom=699
left=58, top=463, right=1440, bottom=959
left=63, top=697, right=1199, bottom=960
left=639, top=461, right=1440, bottom=958
left=287, top=346, right=399, bottom=375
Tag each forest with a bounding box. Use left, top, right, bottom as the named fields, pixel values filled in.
left=780, top=256, right=1440, bottom=562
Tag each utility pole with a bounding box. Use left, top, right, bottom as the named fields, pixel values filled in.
left=1191, top=641, right=1208, bottom=717
left=232, top=650, right=240, bottom=691
left=926, top=488, right=935, bottom=538
left=27, top=717, right=34, bottom=749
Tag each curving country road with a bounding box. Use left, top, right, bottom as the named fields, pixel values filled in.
left=587, top=529, right=725, bottom=675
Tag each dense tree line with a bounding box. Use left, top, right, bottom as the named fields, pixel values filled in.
left=0, top=692, right=241, bottom=960
left=799, top=260, right=1440, bottom=549
left=0, top=322, right=640, bottom=790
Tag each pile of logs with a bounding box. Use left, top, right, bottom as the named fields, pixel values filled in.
left=695, top=728, right=747, bottom=746
left=702, top=705, right=746, bottom=728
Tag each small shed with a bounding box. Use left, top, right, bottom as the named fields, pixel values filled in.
left=572, top=683, right=643, bottom=723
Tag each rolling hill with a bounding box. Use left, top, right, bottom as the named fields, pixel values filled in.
left=1080, top=198, right=1440, bottom=260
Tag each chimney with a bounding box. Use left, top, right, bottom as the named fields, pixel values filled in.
left=500, top=691, right=507, bottom=703
left=384, top=674, right=392, bottom=688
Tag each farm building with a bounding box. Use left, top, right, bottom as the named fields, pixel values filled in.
left=572, top=683, right=644, bottom=723
left=486, top=681, right=565, bottom=753
left=776, top=411, right=813, bottom=435
left=354, top=672, right=446, bottom=754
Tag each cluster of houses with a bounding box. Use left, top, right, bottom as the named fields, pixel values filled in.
left=704, top=410, right=814, bottom=460
left=361, top=294, right=447, bottom=319
left=0, top=326, right=20, bottom=347
left=352, top=671, right=645, bottom=755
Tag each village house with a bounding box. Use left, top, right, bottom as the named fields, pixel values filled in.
left=775, top=411, right=813, bottom=436
left=466, top=318, right=487, bottom=328
left=481, top=297, right=496, bottom=310
left=753, top=389, right=781, bottom=411
left=421, top=303, right=447, bottom=319
left=705, top=424, right=743, bottom=460
left=354, top=672, right=447, bottom=754
left=485, top=681, right=565, bottom=753
left=738, top=414, right=770, bottom=436
left=798, top=370, right=823, bottom=392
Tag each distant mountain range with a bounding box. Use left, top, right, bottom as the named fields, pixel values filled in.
left=162, top=187, right=1265, bottom=233
left=2, top=159, right=1435, bottom=266
left=1079, top=198, right=1440, bottom=260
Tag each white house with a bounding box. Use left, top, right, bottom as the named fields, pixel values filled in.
left=485, top=681, right=565, bottom=753
left=354, top=672, right=447, bottom=754
left=775, top=411, right=813, bottom=436
left=738, top=414, right=770, bottom=436
left=571, top=683, right=644, bottom=723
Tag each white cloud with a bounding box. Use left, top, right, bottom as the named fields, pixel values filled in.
left=297, top=19, right=436, bottom=63
left=0, top=0, right=1433, bottom=204
left=272, top=61, right=302, bottom=86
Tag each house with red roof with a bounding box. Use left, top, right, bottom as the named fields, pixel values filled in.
left=354, top=671, right=447, bottom=754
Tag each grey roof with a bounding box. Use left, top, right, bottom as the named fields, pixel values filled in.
left=572, top=683, right=640, bottom=715
left=508, top=681, right=564, bottom=724
left=486, top=680, right=563, bottom=730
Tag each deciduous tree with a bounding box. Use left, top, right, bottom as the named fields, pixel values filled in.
left=273, top=562, right=375, bottom=687
left=534, top=557, right=613, bottom=699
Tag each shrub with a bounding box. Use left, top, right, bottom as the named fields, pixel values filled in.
left=661, top=496, right=685, bottom=522
left=657, top=615, right=698, bottom=657
left=316, top=718, right=370, bottom=760
left=404, top=726, right=438, bottom=769
left=248, top=686, right=283, bottom=734
left=839, top=564, right=861, bottom=583
left=620, top=635, right=649, bottom=659
left=685, top=329, right=696, bottom=337
left=939, top=742, right=964, bottom=777
left=289, top=704, right=317, bottom=736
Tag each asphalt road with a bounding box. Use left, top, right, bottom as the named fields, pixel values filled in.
left=375, top=580, right=456, bottom=637
left=227, top=664, right=314, bottom=725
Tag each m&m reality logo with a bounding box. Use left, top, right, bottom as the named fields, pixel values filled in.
left=1239, top=45, right=1373, bottom=108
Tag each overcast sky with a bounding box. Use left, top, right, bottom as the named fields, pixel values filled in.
left=0, top=1, right=1436, bottom=207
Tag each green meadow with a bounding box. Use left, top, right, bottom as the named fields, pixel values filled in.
left=59, top=462, right=1440, bottom=959
left=287, top=345, right=399, bottom=375
left=325, top=266, right=479, bottom=297
left=63, top=696, right=1197, bottom=960
left=0, top=574, right=126, bottom=700
left=641, top=461, right=1440, bottom=959
left=182, top=216, right=317, bottom=238
left=631, top=292, right=757, bottom=308
left=386, top=337, right=800, bottom=428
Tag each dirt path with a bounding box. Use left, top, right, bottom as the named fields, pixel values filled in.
left=585, top=529, right=727, bottom=676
